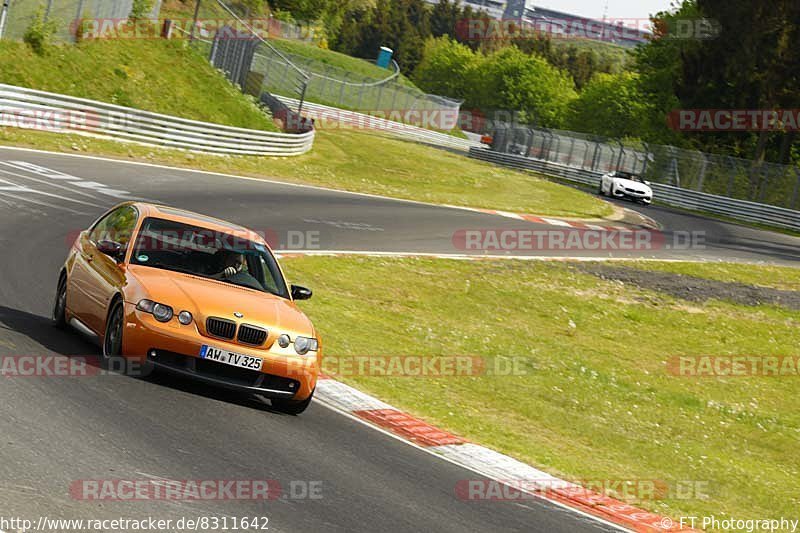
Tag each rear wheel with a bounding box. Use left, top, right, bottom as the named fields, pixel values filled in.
left=271, top=388, right=314, bottom=415
left=597, top=180, right=605, bottom=195
left=52, top=274, right=67, bottom=329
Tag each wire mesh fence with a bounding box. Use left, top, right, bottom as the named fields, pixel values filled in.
left=491, top=124, right=800, bottom=210
left=202, top=0, right=462, bottom=127
left=248, top=47, right=462, bottom=127
left=0, top=0, right=162, bottom=42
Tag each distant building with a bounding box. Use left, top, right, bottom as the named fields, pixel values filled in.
left=430, top=0, right=651, bottom=48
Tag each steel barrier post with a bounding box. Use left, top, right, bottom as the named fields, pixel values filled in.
left=0, top=0, right=9, bottom=39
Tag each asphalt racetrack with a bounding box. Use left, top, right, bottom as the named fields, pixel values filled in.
left=0, top=146, right=797, bottom=532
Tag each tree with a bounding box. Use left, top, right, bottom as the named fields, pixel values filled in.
left=474, top=46, right=577, bottom=127
left=565, top=72, right=648, bottom=138
left=412, top=36, right=480, bottom=99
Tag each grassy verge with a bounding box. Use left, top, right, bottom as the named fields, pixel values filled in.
left=0, top=39, right=277, bottom=131
left=281, top=256, right=799, bottom=527
left=0, top=127, right=612, bottom=218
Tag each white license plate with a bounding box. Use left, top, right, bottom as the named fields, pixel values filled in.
left=199, top=345, right=263, bottom=372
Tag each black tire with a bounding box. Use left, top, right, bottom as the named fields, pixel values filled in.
left=597, top=181, right=604, bottom=195
left=52, top=274, right=68, bottom=329
left=102, top=300, right=125, bottom=363
left=271, top=388, right=315, bottom=415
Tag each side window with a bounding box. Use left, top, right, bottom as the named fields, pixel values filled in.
left=90, top=206, right=138, bottom=247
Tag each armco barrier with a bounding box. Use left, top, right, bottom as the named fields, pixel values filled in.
left=470, top=147, right=800, bottom=232
left=276, top=96, right=480, bottom=152
left=0, top=84, right=314, bottom=156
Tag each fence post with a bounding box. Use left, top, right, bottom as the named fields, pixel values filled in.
left=355, top=78, right=365, bottom=110
left=189, top=0, right=201, bottom=42
left=338, top=73, right=348, bottom=107
left=375, top=83, right=384, bottom=112
left=44, top=0, right=54, bottom=22
left=641, top=143, right=650, bottom=177
left=615, top=141, right=624, bottom=170
left=0, top=0, right=9, bottom=40
left=695, top=153, right=708, bottom=192
left=590, top=141, right=600, bottom=171
left=726, top=157, right=736, bottom=197
left=567, top=137, right=575, bottom=166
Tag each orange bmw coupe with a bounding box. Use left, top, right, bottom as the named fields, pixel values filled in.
left=53, top=202, right=321, bottom=414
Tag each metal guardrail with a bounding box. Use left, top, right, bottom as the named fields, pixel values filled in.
left=0, top=84, right=314, bottom=156
left=276, top=96, right=480, bottom=152
left=470, top=147, right=800, bottom=232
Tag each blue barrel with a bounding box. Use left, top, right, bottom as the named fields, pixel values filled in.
left=376, top=47, right=394, bottom=69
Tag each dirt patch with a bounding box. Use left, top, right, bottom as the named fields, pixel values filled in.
left=576, top=263, right=800, bottom=310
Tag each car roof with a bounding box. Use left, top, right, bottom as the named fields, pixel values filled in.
left=126, top=202, right=267, bottom=244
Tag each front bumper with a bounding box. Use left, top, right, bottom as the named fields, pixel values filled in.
left=121, top=303, right=318, bottom=400
left=612, top=188, right=652, bottom=203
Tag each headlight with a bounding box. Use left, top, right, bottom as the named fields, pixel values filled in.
left=136, top=299, right=155, bottom=313
left=294, top=336, right=319, bottom=355
left=277, top=334, right=291, bottom=348
left=136, top=299, right=174, bottom=323
left=152, top=303, right=174, bottom=322
left=178, top=311, right=193, bottom=325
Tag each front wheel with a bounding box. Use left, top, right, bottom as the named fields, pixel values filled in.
left=52, top=274, right=67, bottom=329
left=271, top=388, right=314, bottom=415
left=102, top=300, right=125, bottom=363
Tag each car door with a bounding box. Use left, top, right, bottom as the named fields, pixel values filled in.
left=69, top=205, right=138, bottom=334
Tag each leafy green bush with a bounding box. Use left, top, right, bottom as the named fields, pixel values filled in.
left=414, top=37, right=577, bottom=128
left=130, top=0, right=154, bottom=20
left=23, top=7, right=58, bottom=55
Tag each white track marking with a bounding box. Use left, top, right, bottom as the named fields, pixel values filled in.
left=0, top=190, right=90, bottom=214
left=0, top=161, right=132, bottom=200
left=496, top=210, right=525, bottom=220
left=0, top=166, right=105, bottom=205
left=541, top=217, right=573, bottom=227
left=313, top=398, right=631, bottom=533
left=3, top=160, right=81, bottom=180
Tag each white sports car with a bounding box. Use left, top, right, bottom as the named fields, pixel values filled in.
left=598, top=171, right=653, bottom=205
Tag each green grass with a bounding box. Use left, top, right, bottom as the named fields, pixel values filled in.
left=0, top=39, right=278, bottom=131
left=0, top=127, right=612, bottom=218
left=623, top=261, right=800, bottom=291
left=268, top=39, right=417, bottom=87
left=281, top=256, right=800, bottom=528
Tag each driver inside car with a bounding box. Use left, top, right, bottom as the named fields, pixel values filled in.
left=212, top=250, right=262, bottom=290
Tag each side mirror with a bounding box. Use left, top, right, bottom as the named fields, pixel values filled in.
left=291, top=285, right=312, bottom=301
left=644, top=180, right=651, bottom=186
left=96, top=240, right=124, bottom=261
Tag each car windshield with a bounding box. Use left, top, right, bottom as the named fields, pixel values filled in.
left=130, top=217, right=289, bottom=299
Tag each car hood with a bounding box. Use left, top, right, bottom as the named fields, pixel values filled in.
left=126, top=265, right=313, bottom=335
left=613, top=177, right=652, bottom=192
